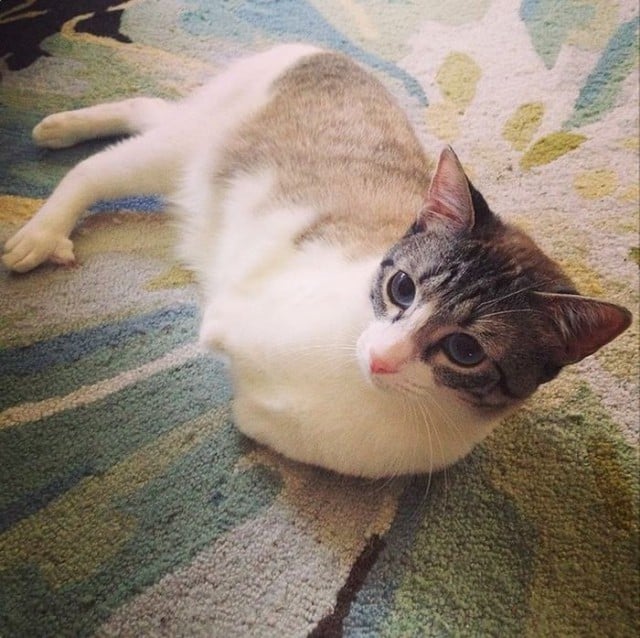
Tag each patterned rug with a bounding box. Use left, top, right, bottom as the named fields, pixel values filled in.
left=1, top=1, right=638, bottom=636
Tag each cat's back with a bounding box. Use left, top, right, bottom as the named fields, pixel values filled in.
left=217, top=51, right=431, bottom=255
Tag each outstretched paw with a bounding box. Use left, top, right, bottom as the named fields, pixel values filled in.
left=32, top=113, right=84, bottom=149
left=2, top=222, right=75, bottom=272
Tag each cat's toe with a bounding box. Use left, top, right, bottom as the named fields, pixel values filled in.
left=2, top=225, right=74, bottom=272
left=32, top=113, right=81, bottom=149
left=50, top=237, right=76, bottom=266
left=2, top=241, right=36, bottom=272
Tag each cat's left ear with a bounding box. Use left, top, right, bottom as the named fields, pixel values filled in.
left=416, top=146, right=474, bottom=234
left=534, top=292, right=632, bottom=364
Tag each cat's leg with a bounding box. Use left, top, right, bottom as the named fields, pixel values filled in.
left=2, top=128, right=182, bottom=272
left=32, top=97, right=174, bottom=149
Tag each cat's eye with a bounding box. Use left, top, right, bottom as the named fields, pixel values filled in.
left=442, top=333, right=485, bottom=367
left=387, top=271, right=416, bottom=309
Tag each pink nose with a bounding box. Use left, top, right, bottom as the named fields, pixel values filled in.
left=369, top=356, right=399, bottom=375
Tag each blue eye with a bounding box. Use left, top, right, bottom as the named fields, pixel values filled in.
left=387, top=271, right=416, bottom=309
left=442, top=333, right=485, bottom=367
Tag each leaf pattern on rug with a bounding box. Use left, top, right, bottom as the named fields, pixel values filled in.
left=0, top=1, right=637, bottom=636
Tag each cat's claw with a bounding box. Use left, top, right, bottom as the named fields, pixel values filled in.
left=33, top=113, right=83, bottom=149
left=2, top=223, right=75, bottom=272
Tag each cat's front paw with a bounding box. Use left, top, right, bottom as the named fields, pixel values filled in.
left=2, top=222, right=75, bottom=272
left=32, top=113, right=83, bottom=149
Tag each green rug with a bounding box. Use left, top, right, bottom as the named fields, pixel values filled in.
left=1, top=1, right=638, bottom=636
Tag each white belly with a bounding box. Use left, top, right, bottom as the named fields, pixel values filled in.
left=202, top=240, right=482, bottom=478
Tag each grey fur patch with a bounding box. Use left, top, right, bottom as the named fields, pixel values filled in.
left=217, top=52, right=431, bottom=255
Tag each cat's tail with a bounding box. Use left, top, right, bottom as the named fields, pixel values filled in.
left=32, top=97, right=175, bottom=149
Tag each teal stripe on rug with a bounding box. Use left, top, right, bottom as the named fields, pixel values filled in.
left=0, top=305, right=197, bottom=375
left=0, top=464, right=93, bottom=534
left=182, top=0, right=427, bottom=105
left=0, top=305, right=198, bottom=410
left=0, top=419, right=281, bottom=638
left=89, top=195, right=165, bottom=213
left=566, top=15, right=640, bottom=128
left=0, top=355, right=229, bottom=512
left=343, top=452, right=536, bottom=637
left=0, top=105, right=121, bottom=198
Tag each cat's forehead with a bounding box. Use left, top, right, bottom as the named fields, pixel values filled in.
left=387, top=224, right=573, bottom=302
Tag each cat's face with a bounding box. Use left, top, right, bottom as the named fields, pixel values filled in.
left=358, top=222, right=572, bottom=415
left=356, top=147, right=631, bottom=417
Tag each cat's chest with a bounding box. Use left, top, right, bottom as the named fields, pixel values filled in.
left=187, top=168, right=367, bottom=338
left=205, top=230, right=378, bottom=358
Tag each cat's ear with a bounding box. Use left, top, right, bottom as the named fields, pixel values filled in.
left=534, top=292, right=632, bottom=365
left=416, top=146, right=474, bottom=233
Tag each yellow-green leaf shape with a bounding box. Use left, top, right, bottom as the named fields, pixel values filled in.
left=503, top=103, right=545, bottom=151
left=520, top=132, right=586, bottom=169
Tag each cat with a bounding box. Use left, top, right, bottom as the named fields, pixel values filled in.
left=2, top=44, right=631, bottom=478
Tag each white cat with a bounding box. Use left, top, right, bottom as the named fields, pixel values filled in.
left=2, top=45, right=630, bottom=477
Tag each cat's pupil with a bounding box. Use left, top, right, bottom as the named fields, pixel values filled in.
left=442, top=333, right=485, bottom=367
left=387, top=271, right=416, bottom=309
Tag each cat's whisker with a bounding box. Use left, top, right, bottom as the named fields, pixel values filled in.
left=388, top=396, right=411, bottom=482
left=422, top=391, right=468, bottom=458
left=393, top=397, right=431, bottom=520
left=410, top=396, right=447, bottom=515
left=397, top=382, right=468, bottom=494
left=420, top=402, right=456, bottom=499
left=411, top=397, right=435, bottom=501
left=293, top=343, right=359, bottom=352
left=283, top=343, right=360, bottom=366
left=372, top=471, right=401, bottom=494
left=282, top=343, right=358, bottom=364
left=475, top=285, right=536, bottom=310
left=415, top=399, right=445, bottom=476
left=295, top=357, right=355, bottom=377
left=402, top=395, right=423, bottom=478
left=294, top=349, right=357, bottom=363
left=474, top=276, right=567, bottom=313
left=477, top=308, right=548, bottom=320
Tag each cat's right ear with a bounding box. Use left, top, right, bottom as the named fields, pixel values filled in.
left=415, top=146, right=475, bottom=234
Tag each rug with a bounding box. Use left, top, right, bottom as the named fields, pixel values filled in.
left=1, top=1, right=638, bottom=636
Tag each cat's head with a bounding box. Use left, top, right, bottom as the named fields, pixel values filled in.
left=357, top=147, right=631, bottom=418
